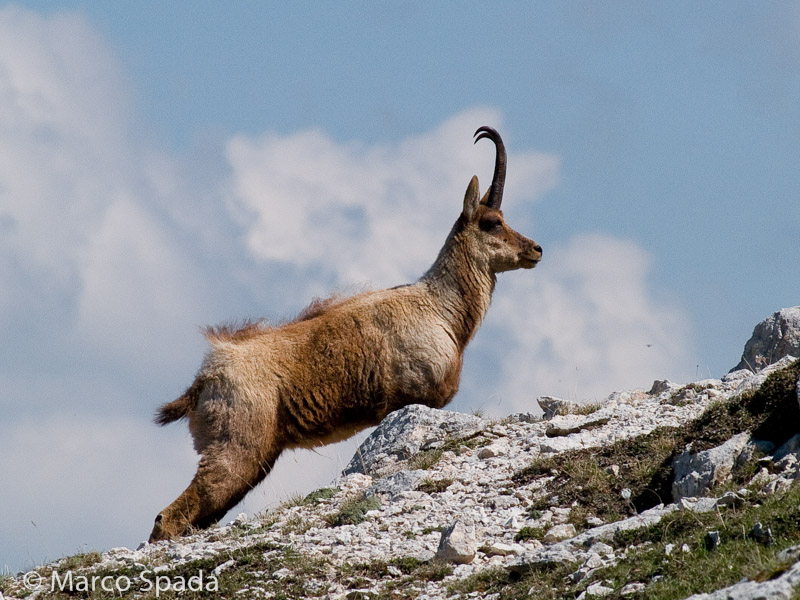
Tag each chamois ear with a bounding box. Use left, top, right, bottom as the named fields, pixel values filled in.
left=462, top=175, right=481, bottom=221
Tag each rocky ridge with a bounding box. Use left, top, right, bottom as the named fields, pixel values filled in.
left=3, top=308, right=800, bottom=600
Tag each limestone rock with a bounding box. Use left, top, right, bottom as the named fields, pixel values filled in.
left=537, top=396, right=576, bottom=419
left=672, top=432, right=751, bottom=500
left=582, top=581, right=614, bottom=598
left=479, top=541, right=524, bottom=557
left=343, top=404, right=484, bottom=476
left=544, top=523, right=577, bottom=543
left=368, top=469, right=424, bottom=500
left=731, top=306, right=800, bottom=372
left=434, top=520, right=477, bottom=564
left=507, top=546, right=578, bottom=575
left=682, top=559, right=800, bottom=599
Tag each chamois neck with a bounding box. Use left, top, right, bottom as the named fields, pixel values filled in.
left=419, top=220, right=496, bottom=348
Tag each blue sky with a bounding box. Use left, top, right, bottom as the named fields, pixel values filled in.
left=1, top=2, right=798, bottom=573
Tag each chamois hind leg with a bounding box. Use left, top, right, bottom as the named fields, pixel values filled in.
left=149, top=443, right=277, bottom=542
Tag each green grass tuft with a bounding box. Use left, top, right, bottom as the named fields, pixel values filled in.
left=327, top=493, right=381, bottom=527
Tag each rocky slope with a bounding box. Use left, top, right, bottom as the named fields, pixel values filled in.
left=3, top=308, right=800, bottom=600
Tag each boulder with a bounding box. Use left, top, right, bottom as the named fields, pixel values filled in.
left=731, top=306, right=800, bottom=372
left=343, top=404, right=484, bottom=476
left=672, top=433, right=751, bottom=500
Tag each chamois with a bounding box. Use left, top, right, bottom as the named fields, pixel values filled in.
left=149, top=127, right=542, bottom=542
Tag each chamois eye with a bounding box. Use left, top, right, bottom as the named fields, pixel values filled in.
left=479, top=217, right=502, bottom=232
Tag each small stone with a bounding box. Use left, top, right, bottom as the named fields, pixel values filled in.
left=504, top=515, right=521, bottom=529
left=478, top=446, right=499, bottom=459
left=583, top=552, right=604, bottom=569
left=751, top=522, right=774, bottom=545
left=715, top=491, right=744, bottom=508
left=620, top=582, right=646, bottom=596
left=605, top=465, right=620, bottom=477
left=544, top=523, right=576, bottom=543
left=386, top=565, right=403, bottom=577
left=435, top=520, right=477, bottom=564
left=213, top=559, right=236, bottom=576
left=537, top=396, right=573, bottom=419
left=649, top=379, right=675, bottom=395
left=776, top=544, right=800, bottom=564
left=480, top=542, right=520, bottom=557
left=586, top=517, right=605, bottom=527
left=680, top=496, right=717, bottom=513
left=749, top=467, right=773, bottom=487
left=335, top=530, right=352, bottom=545
left=665, top=543, right=675, bottom=556
left=705, top=530, right=720, bottom=550
left=507, top=547, right=577, bottom=575
left=585, top=581, right=614, bottom=597
left=589, top=542, right=614, bottom=557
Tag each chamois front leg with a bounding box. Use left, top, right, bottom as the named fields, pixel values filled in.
left=149, top=443, right=278, bottom=541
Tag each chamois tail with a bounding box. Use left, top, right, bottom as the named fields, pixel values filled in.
left=155, top=381, right=202, bottom=426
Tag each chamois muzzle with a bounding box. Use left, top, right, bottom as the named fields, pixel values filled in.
left=473, top=126, right=506, bottom=210
left=520, top=240, right=543, bottom=268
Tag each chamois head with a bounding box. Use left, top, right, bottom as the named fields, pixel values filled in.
left=462, top=126, right=542, bottom=273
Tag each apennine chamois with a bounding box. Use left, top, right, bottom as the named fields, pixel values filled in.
left=149, top=127, right=542, bottom=542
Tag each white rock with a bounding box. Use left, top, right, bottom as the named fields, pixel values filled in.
left=507, top=547, right=578, bottom=575
left=344, top=404, right=484, bottom=475
left=731, top=306, right=800, bottom=372
left=537, top=396, right=575, bottom=419
left=213, top=559, right=236, bottom=576
left=544, top=523, right=576, bottom=543
left=478, top=445, right=502, bottom=459
left=672, top=433, right=752, bottom=500
left=588, top=542, right=614, bottom=557
left=583, top=553, right=604, bottom=569
left=435, top=520, right=477, bottom=564
left=620, top=582, right=646, bottom=595
left=480, top=542, right=521, bottom=557
left=585, top=581, right=614, bottom=597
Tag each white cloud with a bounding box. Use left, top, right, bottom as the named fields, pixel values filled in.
left=0, top=7, right=226, bottom=384
left=0, top=6, right=133, bottom=286
left=74, top=194, right=212, bottom=372
left=225, top=110, right=560, bottom=289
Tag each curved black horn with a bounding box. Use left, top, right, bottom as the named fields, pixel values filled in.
left=473, top=126, right=506, bottom=209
